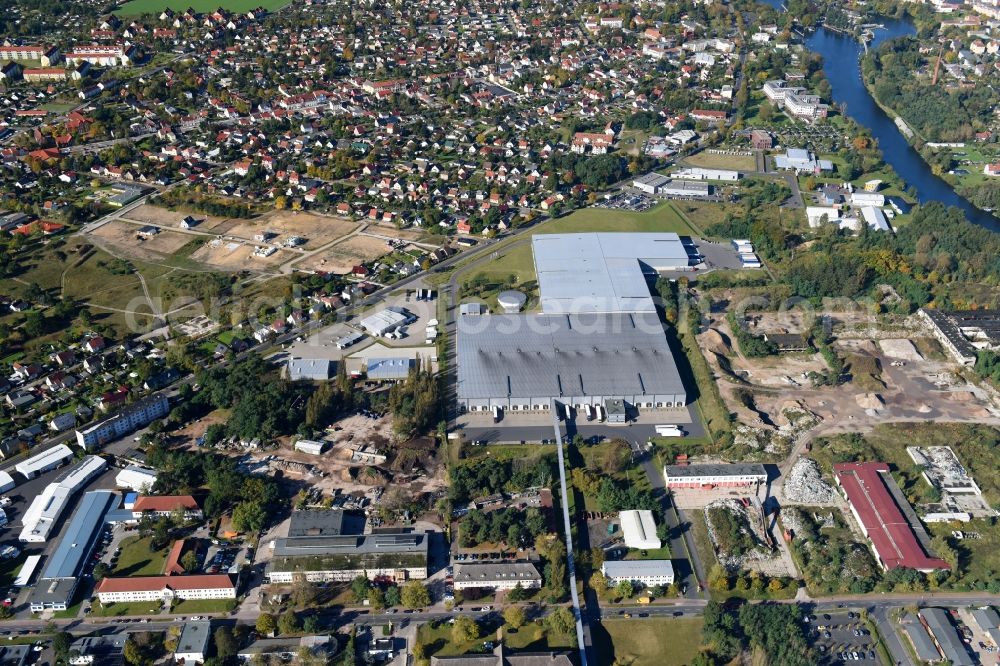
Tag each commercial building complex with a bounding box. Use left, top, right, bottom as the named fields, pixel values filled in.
left=96, top=574, right=236, bottom=604
left=76, top=394, right=170, bottom=449
left=456, top=233, right=691, bottom=414
left=663, top=463, right=767, bottom=489
left=619, top=510, right=661, bottom=550
left=833, top=462, right=950, bottom=572
left=357, top=307, right=414, bottom=336
left=29, top=490, right=116, bottom=612
left=601, top=560, right=675, bottom=587
left=20, top=456, right=107, bottom=543
left=452, top=562, right=542, bottom=591
left=265, top=530, right=429, bottom=583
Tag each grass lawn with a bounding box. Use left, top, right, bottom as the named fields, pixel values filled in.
left=115, top=0, right=288, bottom=15
left=594, top=618, right=705, bottom=666
left=683, top=150, right=757, bottom=172
left=624, top=546, right=673, bottom=560
left=503, top=621, right=577, bottom=651
left=416, top=621, right=489, bottom=658
left=94, top=601, right=163, bottom=617
left=170, top=598, right=238, bottom=614
left=113, top=536, right=169, bottom=577
left=541, top=202, right=697, bottom=236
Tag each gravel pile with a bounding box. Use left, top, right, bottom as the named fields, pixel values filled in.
left=783, top=458, right=835, bottom=504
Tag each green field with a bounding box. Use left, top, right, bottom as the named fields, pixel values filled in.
left=171, top=598, right=238, bottom=614
left=112, top=536, right=169, bottom=577
left=541, top=201, right=697, bottom=236
left=594, top=618, right=705, bottom=665
left=115, top=0, right=289, bottom=15
left=94, top=601, right=163, bottom=617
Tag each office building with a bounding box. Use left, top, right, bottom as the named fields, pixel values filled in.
left=265, top=530, right=429, bottom=583
left=95, top=574, right=236, bottom=604
left=663, top=463, right=767, bottom=489
left=601, top=559, right=675, bottom=587
left=452, top=562, right=542, bottom=591
left=175, top=621, right=212, bottom=664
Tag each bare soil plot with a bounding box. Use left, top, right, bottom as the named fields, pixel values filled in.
left=366, top=223, right=430, bottom=242
left=90, top=219, right=194, bottom=260
left=222, top=211, right=358, bottom=247
left=121, top=204, right=231, bottom=229
left=878, top=338, right=923, bottom=361
left=299, top=235, right=393, bottom=273
left=189, top=239, right=290, bottom=270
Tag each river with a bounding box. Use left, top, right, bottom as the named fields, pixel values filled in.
left=758, top=2, right=1000, bottom=230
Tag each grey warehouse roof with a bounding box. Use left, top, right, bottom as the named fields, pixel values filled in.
left=664, top=463, right=768, bottom=478
left=453, top=562, right=541, bottom=584
left=366, top=357, right=414, bottom=380
left=38, top=490, right=115, bottom=579
left=273, top=531, right=428, bottom=557
left=602, top=559, right=675, bottom=578
left=920, top=608, right=975, bottom=666
left=532, top=233, right=689, bottom=314
left=456, top=312, right=685, bottom=402
left=288, top=509, right=349, bottom=537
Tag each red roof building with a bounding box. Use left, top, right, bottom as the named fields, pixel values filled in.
left=833, top=462, right=950, bottom=572
left=131, top=495, right=201, bottom=517
left=95, top=574, right=235, bottom=603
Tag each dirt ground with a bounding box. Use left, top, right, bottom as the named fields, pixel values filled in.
left=220, top=211, right=358, bottom=247
left=366, top=223, right=428, bottom=242
left=121, top=204, right=231, bottom=229
left=299, top=234, right=395, bottom=273
left=189, top=238, right=290, bottom=270
left=90, top=219, right=195, bottom=258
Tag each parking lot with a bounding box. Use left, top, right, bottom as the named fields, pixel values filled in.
left=806, top=611, right=881, bottom=663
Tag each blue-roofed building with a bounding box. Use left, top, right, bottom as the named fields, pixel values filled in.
left=29, top=490, right=116, bottom=612
left=366, top=357, right=414, bottom=381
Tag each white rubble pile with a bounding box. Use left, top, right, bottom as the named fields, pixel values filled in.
left=733, top=424, right=792, bottom=458
left=782, top=458, right=835, bottom=504
left=704, top=498, right=777, bottom=571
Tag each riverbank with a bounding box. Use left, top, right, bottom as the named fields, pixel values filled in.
left=860, top=49, right=1000, bottom=216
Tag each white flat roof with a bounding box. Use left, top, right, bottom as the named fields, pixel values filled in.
left=18, top=456, right=107, bottom=543
left=14, top=443, right=73, bottom=477
left=619, top=509, right=662, bottom=550
left=532, top=233, right=689, bottom=314
left=358, top=307, right=409, bottom=334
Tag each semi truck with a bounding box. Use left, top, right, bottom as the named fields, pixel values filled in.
left=655, top=424, right=685, bottom=437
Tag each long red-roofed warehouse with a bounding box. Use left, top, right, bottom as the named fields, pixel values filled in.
left=833, top=462, right=950, bottom=573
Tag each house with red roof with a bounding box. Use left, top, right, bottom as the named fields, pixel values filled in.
left=131, top=495, right=202, bottom=520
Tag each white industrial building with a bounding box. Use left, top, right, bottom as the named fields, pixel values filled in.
left=632, top=172, right=670, bottom=194
left=619, top=510, right=662, bottom=550
left=357, top=307, right=414, bottom=336
left=601, top=560, right=675, bottom=587
left=0, top=471, right=15, bottom=494
left=19, top=455, right=107, bottom=543
left=452, top=562, right=542, bottom=591
left=663, top=463, right=767, bottom=489
left=15, top=444, right=74, bottom=479
left=774, top=148, right=833, bottom=173
left=115, top=465, right=158, bottom=492
left=850, top=191, right=886, bottom=207
left=805, top=206, right=840, bottom=228
left=860, top=206, right=891, bottom=232
left=293, top=439, right=326, bottom=455
left=658, top=180, right=710, bottom=198
left=76, top=394, right=169, bottom=449
left=672, top=167, right=739, bottom=181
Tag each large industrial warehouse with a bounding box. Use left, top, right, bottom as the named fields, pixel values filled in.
left=456, top=232, right=690, bottom=413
